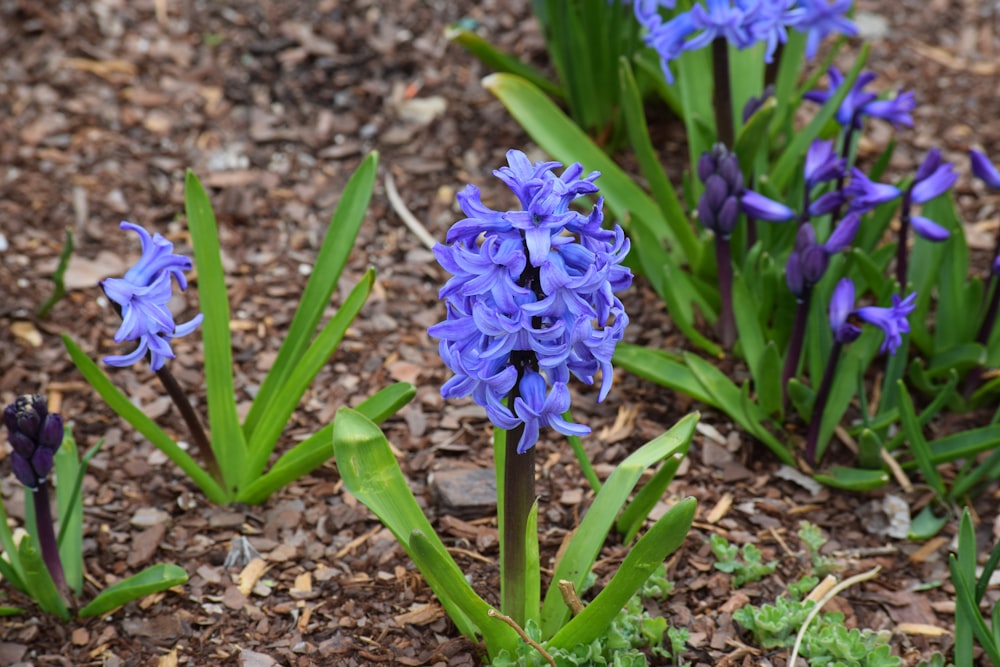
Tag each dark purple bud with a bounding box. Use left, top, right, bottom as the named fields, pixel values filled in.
left=801, top=243, right=830, bottom=285
left=37, top=414, right=63, bottom=451
left=31, top=447, right=55, bottom=484
left=970, top=149, right=1000, bottom=189
left=717, top=197, right=741, bottom=237
left=697, top=196, right=717, bottom=231
left=697, top=151, right=718, bottom=183
left=826, top=212, right=861, bottom=253
left=718, top=154, right=744, bottom=193
left=12, top=395, right=46, bottom=440
left=8, top=431, right=35, bottom=458
left=794, top=223, right=817, bottom=252
left=10, top=453, right=38, bottom=490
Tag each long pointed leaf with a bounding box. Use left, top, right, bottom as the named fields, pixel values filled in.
left=243, top=153, right=379, bottom=441
left=78, top=564, right=188, bottom=618
left=246, top=270, right=375, bottom=479
left=333, top=408, right=517, bottom=656
left=18, top=535, right=68, bottom=619
left=540, top=414, right=697, bottom=637
left=185, top=170, right=246, bottom=495
left=63, top=335, right=228, bottom=504
left=548, top=497, right=696, bottom=650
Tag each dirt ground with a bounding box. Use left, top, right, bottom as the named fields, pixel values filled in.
left=1, top=0, right=1000, bottom=665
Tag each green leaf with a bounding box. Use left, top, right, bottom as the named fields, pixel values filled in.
left=243, top=153, right=379, bottom=442
left=446, top=26, right=563, bottom=98
left=483, top=73, right=679, bottom=255
left=54, top=431, right=103, bottom=597
left=332, top=408, right=516, bottom=657
left=951, top=554, right=1000, bottom=665
left=614, top=344, right=713, bottom=405
left=62, top=335, right=228, bottom=504
left=548, top=497, right=696, bottom=650
left=185, top=170, right=247, bottom=496
left=245, top=270, right=375, bottom=481
left=618, top=57, right=701, bottom=266
left=910, top=505, right=948, bottom=541
left=0, top=500, right=26, bottom=592
left=616, top=453, right=686, bottom=544
left=18, top=535, right=69, bottom=619
left=78, top=564, right=188, bottom=618
left=925, top=425, right=1000, bottom=465
left=540, top=414, right=697, bottom=637
left=236, top=382, right=415, bottom=505
left=897, top=380, right=946, bottom=500
left=0, top=606, right=24, bottom=616
left=812, top=466, right=889, bottom=492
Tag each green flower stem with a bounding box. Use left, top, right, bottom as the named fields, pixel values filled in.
left=805, top=340, right=843, bottom=466
left=154, top=366, right=222, bottom=485
left=711, top=37, right=734, bottom=149
left=502, top=420, right=535, bottom=627
left=33, top=482, right=67, bottom=595
left=715, top=235, right=736, bottom=347
left=781, top=289, right=812, bottom=406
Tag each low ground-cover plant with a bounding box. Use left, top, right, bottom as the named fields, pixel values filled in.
left=334, top=150, right=697, bottom=664
left=64, top=153, right=414, bottom=505
left=0, top=395, right=186, bottom=619
left=473, top=1, right=1000, bottom=504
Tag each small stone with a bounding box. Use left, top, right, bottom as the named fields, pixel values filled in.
left=429, top=467, right=496, bottom=520
left=130, top=507, right=171, bottom=528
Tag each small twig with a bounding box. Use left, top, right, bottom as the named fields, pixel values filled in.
left=558, top=580, right=586, bottom=615
left=385, top=171, right=438, bottom=251
left=488, top=609, right=557, bottom=667
left=788, top=566, right=882, bottom=666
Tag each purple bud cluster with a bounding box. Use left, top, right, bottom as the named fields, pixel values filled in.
left=697, top=144, right=795, bottom=238
left=785, top=212, right=859, bottom=299
left=4, top=395, right=63, bottom=490
left=102, top=222, right=204, bottom=371
left=430, top=150, right=633, bottom=454
left=636, top=0, right=857, bottom=84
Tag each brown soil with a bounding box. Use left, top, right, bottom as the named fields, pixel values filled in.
left=1, top=1, right=999, bottom=665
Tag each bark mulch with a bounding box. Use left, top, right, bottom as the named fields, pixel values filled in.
left=1, top=0, right=999, bottom=665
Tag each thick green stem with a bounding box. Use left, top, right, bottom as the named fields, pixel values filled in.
left=502, top=421, right=535, bottom=626
left=33, top=483, right=67, bottom=595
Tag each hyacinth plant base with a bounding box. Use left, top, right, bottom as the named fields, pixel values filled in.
left=0, top=1, right=997, bottom=664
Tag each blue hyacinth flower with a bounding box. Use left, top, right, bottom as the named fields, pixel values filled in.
left=430, top=150, right=632, bottom=453
left=102, top=222, right=203, bottom=371
left=829, top=278, right=916, bottom=353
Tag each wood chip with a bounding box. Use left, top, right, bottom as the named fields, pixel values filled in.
left=706, top=493, right=733, bottom=524
left=238, top=558, right=269, bottom=596
left=394, top=602, right=445, bottom=627
left=909, top=536, right=948, bottom=563
left=157, top=649, right=179, bottom=667
left=896, top=623, right=951, bottom=637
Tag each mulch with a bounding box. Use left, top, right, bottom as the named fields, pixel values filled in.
left=1, top=0, right=999, bottom=665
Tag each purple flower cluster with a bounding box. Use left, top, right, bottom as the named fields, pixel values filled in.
left=430, top=151, right=632, bottom=454
left=636, top=0, right=857, bottom=83
left=804, top=67, right=916, bottom=129
left=4, top=394, right=63, bottom=490
left=102, top=222, right=204, bottom=371
left=829, top=278, right=916, bottom=353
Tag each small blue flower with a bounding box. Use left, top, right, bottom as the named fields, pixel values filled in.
left=743, top=0, right=802, bottom=63
left=844, top=168, right=902, bottom=213
left=805, top=68, right=913, bottom=129
left=641, top=10, right=699, bottom=84
left=970, top=149, right=1000, bottom=189
left=901, top=148, right=956, bottom=242
left=804, top=139, right=846, bottom=189
left=791, top=0, right=857, bottom=59
left=102, top=222, right=203, bottom=371
left=686, top=0, right=754, bottom=51
left=741, top=189, right=796, bottom=222
left=431, top=150, right=632, bottom=452
left=828, top=278, right=916, bottom=353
